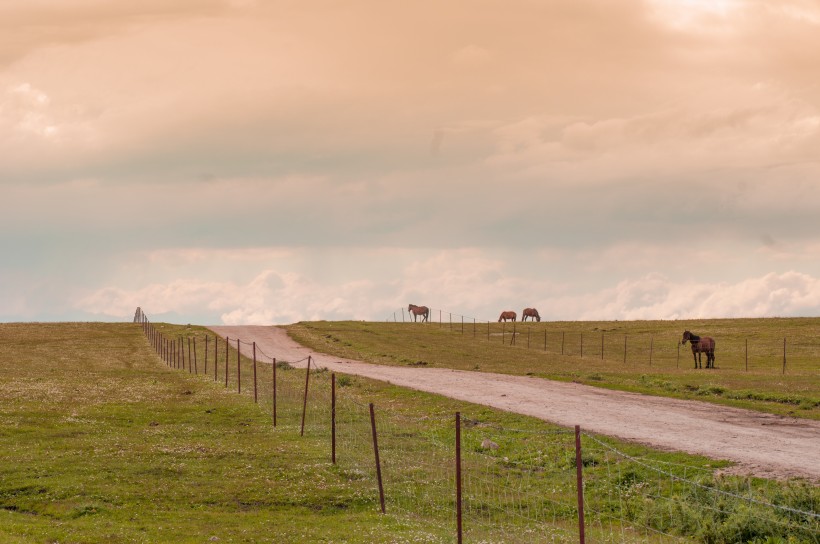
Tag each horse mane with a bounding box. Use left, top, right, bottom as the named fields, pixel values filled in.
left=689, top=333, right=701, bottom=342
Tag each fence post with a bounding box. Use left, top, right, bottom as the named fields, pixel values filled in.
left=623, top=335, right=627, bottom=366
left=649, top=336, right=653, bottom=367
left=187, top=337, right=192, bottom=374
left=214, top=335, right=218, bottom=382
left=369, top=403, right=386, bottom=514
left=677, top=341, right=680, bottom=368
left=253, top=342, right=258, bottom=403
left=575, top=425, right=586, bottom=544
left=511, top=322, right=516, bottom=346
left=332, top=373, right=336, bottom=464
left=236, top=339, right=241, bottom=394
left=301, top=356, right=311, bottom=437
left=601, top=332, right=604, bottom=360
left=272, top=357, right=277, bottom=427
left=193, top=336, right=198, bottom=375
left=783, top=337, right=787, bottom=374
left=204, top=335, right=209, bottom=375
left=225, top=336, right=229, bottom=388
left=456, top=411, right=463, bottom=544
left=745, top=338, right=748, bottom=371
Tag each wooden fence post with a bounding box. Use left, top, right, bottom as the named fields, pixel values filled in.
left=332, top=373, right=336, bottom=464
left=224, top=336, right=229, bottom=388
left=745, top=338, right=748, bottom=371
left=204, top=335, right=209, bottom=375
left=236, top=338, right=241, bottom=394
left=575, top=425, right=586, bottom=544
left=783, top=337, right=787, bottom=374
left=369, top=403, right=386, bottom=514
left=301, top=356, right=311, bottom=437
left=623, top=335, right=627, bottom=366
left=456, top=411, right=463, bottom=544
left=272, top=357, right=277, bottom=427
left=253, top=342, right=258, bottom=403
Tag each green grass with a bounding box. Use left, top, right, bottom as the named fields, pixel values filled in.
left=1, top=321, right=818, bottom=543
left=0, top=323, right=416, bottom=543
left=286, top=318, right=820, bottom=419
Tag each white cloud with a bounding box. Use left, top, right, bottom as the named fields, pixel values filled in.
left=573, top=271, right=820, bottom=320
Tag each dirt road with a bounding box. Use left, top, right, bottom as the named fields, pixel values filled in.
left=210, top=325, right=820, bottom=483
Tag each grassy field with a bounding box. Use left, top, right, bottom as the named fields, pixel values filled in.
left=1, top=321, right=818, bottom=543
left=286, top=318, right=820, bottom=420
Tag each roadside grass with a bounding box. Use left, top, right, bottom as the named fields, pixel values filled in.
left=286, top=318, right=820, bottom=419
left=2, top=322, right=817, bottom=543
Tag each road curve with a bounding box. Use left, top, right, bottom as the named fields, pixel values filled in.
left=209, top=325, right=820, bottom=483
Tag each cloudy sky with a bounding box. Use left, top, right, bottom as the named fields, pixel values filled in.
left=2, top=0, right=820, bottom=325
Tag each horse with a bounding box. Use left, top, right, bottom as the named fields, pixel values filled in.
left=681, top=331, right=715, bottom=369
left=407, top=304, right=429, bottom=322
left=498, top=311, right=517, bottom=322
left=522, top=308, right=540, bottom=322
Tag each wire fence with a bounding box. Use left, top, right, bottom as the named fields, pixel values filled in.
left=135, top=308, right=819, bottom=543
left=384, top=306, right=820, bottom=374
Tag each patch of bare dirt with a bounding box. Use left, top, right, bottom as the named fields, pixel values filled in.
left=210, top=325, right=820, bottom=483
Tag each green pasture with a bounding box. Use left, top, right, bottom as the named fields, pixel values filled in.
left=1, top=321, right=818, bottom=543
left=286, top=317, right=820, bottom=419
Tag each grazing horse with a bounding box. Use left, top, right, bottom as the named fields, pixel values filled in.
left=681, top=331, right=716, bottom=369
left=407, top=304, right=429, bottom=322
left=522, top=308, right=541, bottom=322
left=498, top=311, right=517, bottom=322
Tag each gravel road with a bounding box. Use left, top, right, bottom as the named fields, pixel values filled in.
left=210, top=325, right=820, bottom=483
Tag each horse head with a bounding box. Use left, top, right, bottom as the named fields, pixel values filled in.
left=681, top=331, right=692, bottom=345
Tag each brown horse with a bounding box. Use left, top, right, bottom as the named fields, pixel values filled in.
left=522, top=308, right=540, bottom=322
left=408, top=304, right=429, bottom=322
left=681, top=331, right=715, bottom=369
left=498, top=311, right=517, bottom=322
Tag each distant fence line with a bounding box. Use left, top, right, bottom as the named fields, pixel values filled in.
left=133, top=308, right=818, bottom=543
left=385, top=306, right=820, bottom=374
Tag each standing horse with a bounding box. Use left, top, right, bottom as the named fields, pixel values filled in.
left=522, top=308, right=541, bottom=322
left=408, top=304, right=429, bottom=322
left=498, top=311, right=517, bottom=322
left=681, top=331, right=716, bottom=369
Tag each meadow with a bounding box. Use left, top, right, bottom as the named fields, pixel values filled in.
left=287, top=317, right=820, bottom=419
left=1, top=320, right=818, bottom=543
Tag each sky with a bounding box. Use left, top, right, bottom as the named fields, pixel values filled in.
left=2, top=0, right=820, bottom=325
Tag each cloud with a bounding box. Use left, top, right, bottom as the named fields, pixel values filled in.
left=572, top=271, right=820, bottom=321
